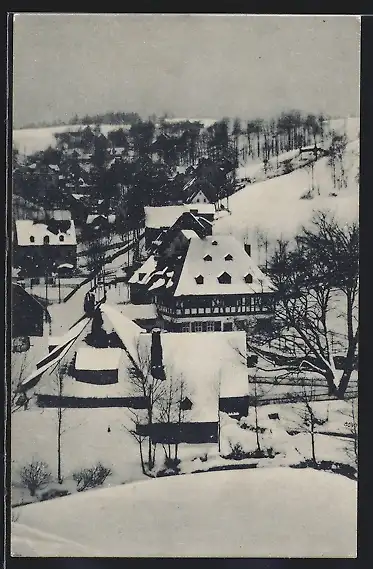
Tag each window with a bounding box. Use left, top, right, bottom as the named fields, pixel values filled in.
left=223, top=322, right=233, bottom=332
left=212, top=240, right=218, bottom=246
left=192, top=321, right=204, bottom=332
left=225, top=254, right=233, bottom=261
left=197, top=307, right=204, bottom=315
left=181, top=323, right=191, bottom=332
left=206, top=321, right=215, bottom=332
left=203, top=254, right=212, bottom=262
left=185, top=308, right=191, bottom=315
left=43, top=235, right=50, bottom=245
left=59, top=234, right=65, bottom=242
left=191, top=308, right=197, bottom=315
left=139, top=272, right=146, bottom=281
left=29, top=235, right=35, bottom=243
left=206, top=307, right=211, bottom=314
left=214, top=321, right=221, bottom=331
left=176, top=309, right=182, bottom=315
left=217, top=272, right=232, bottom=284
left=244, top=273, right=253, bottom=284
left=195, top=275, right=204, bottom=285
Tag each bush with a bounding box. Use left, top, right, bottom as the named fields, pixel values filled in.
left=39, top=488, right=70, bottom=501
left=19, top=460, right=52, bottom=497
left=73, top=462, right=112, bottom=492
left=157, top=456, right=181, bottom=477
left=300, top=188, right=314, bottom=200
left=164, top=456, right=181, bottom=470
left=224, top=443, right=251, bottom=461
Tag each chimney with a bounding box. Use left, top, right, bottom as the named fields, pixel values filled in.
left=150, top=328, right=166, bottom=381
left=244, top=243, right=251, bottom=256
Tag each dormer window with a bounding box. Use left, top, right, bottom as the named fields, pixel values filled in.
left=217, top=272, right=232, bottom=284
left=29, top=235, right=35, bottom=243
left=59, top=234, right=65, bottom=242
left=244, top=273, right=253, bottom=284
left=139, top=272, right=146, bottom=281
left=203, top=254, right=212, bottom=262
left=225, top=254, right=233, bottom=261
left=212, top=240, right=218, bottom=246
left=43, top=235, right=50, bottom=245
left=195, top=275, right=204, bottom=285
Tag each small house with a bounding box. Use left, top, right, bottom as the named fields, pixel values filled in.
left=14, top=219, right=77, bottom=276
left=74, top=347, right=123, bottom=385
left=12, top=283, right=46, bottom=339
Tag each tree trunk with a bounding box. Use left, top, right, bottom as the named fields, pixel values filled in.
left=337, top=328, right=358, bottom=399
left=325, top=369, right=338, bottom=397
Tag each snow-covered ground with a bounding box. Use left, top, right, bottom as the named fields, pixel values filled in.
left=10, top=395, right=357, bottom=507
left=11, top=467, right=357, bottom=557
left=215, top=139, right=359, bottom=264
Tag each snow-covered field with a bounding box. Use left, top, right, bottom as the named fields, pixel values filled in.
left=11, top=467, right=357, bottom=557
left=10, top=396, right=357, bottom=507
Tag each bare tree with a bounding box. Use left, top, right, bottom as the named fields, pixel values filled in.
left=124, top=338, right=166, bottom=472
left=10, top=353, right=33, bottom=413
left=268, top=212, right=358, bottom=398
left=19, top=459, right=52, bottom=497
left=294, top=378, right=328, bottom=467
left=156, top=369, right=189, bottom=462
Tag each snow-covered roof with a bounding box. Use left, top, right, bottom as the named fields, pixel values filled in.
left=145, top=204, right=215, bottom=229
left=174, top=234, right=275, bottom=297
left=75, top=347, right=123, bottom=371
left=128, top=255, right=157, bottom=284
left=11, top=468, right=356, bottom=557
left=139, top=330, right=248, bottom=423
left=181, top=229, right=200, bottom=240
left=86, top=214, right=116, bottom=225
left=71, top=193, right=90, bottom=201
left=15, top=220, right=77, bottom=246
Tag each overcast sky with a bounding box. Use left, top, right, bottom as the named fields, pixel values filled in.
left=12, top=14, right=360, bottom=128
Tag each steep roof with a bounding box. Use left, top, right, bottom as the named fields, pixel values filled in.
left=15, top=219, right=77, bottom=246
left=145, top=204, right=215, bottom=229
left=174, top=234, right=275, bottom=297
left=138, top=330, right=248, bottom=423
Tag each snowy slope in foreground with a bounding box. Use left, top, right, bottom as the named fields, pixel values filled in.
left=12, top=467, right=357, bottom=557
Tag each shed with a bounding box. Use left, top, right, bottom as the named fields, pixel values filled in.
left=74, top=347, right=123, bottom=385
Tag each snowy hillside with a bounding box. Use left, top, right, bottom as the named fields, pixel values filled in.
left=215, top=139, right=359, bottom=262
left=11, top=467, right=357, bottom=557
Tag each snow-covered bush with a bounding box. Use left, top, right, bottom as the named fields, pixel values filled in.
left=73, top=462, right=112, bottom=492
left=157, top=457, right=181, bottom=477
left=39, top=487, right=70, bottom=501
left=300, top=188, right=314, bottom=200
left=19, top=460, right=52, bottom=497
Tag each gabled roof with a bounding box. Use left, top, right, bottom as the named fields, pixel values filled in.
left=183, top=178, right=219, bottom=204
left=173, top=234, right=275, bottom=297
left=144, top=204, right=215, bottom=230
left=15, top=219, right=77, bottom=246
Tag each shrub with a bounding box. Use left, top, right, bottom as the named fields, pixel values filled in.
left=224, top=442, right=251, bottom=461
left=164, top=456, right=181, bottom=470
left=39, top=488, right=70, bottom=501
left=73, top=462, right=112, bottom=492
left=300, top=188, right=314, bottom=200
left=19, top=460, right=52, bottom=497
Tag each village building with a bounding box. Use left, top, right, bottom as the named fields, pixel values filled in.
left=144, top=204, right=215, bottom=250
left=129, top=232, right=276, bottom=331
left=12, top=283, right=46, bottom=340
left=14, top=218, right=77, bottom=275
